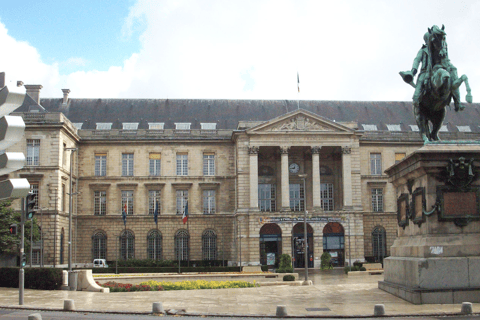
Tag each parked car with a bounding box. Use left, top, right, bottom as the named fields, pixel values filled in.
left=93, top=259, right=108, bottom=268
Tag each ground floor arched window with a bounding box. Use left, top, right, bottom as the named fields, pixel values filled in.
left=120, top=230, right=135, bottom=260
left=202, top=229, right=217, bottom=260
left=175, top=229, right=189, bottom=261
left=372, top=226, right=386, bottom=263
left=323, top=222, right=345, bottom=267
left=147, top=230, right=162, bottom=260
left=92, top=231, right=107, bottom=260
left=259, top=223, right=282, bottom=267
left=292, top=223, right=313, bottom=268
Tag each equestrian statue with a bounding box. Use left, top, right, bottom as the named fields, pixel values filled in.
left=400, top=25, right=472, bottom=143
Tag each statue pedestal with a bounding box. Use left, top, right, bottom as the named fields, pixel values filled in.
left=379, top=143, right=480, bottom=304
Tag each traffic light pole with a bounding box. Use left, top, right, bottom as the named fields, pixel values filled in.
left=19, top=197, right=25, bottom=305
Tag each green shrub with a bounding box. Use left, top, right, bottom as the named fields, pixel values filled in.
left=261, top=265, right=269, bottom=272
left=320, top=252, right=333, bottom=270
left=276, top=254, right=293, bottom=273
left=353, top=260, right=363, bottom=268
left=360, top=266, right=366, bottom=271
left=283, top=275, right=295, bottom=281
left=343, top=266, right=352, bottom=274
left=0, top=268, right=62, bottom=290
left=138, top=279, right=257, bottom=290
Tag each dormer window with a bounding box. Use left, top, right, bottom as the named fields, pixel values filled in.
left=73, top=123, right=83, bottom=130
left=457, top=125, right=471, bottom=132
left=386, top=124, right=401, bottom=131
left=123, top=123, right=139, bottom=130
left=409, top=125, right=419, bottom=132
left=362, top=124, right=378, bottom=131
left=148, top=122, right=164, bottom=130
left=201, top=123, right=217, bottom=130
left=96, top=123, right=112, bottom=130
left=175, top=123, right=191, bottom=130
left=439, top=125, right=448, bottom=132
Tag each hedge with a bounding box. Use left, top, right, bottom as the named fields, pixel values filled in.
left=0, top=267, right=63, bottom=290
left=92, top=266, right=241, bottom=274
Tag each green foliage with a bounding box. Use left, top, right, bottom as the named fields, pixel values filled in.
left=261, top=265, right=269, bottom=272
left=97, top=281, right=163, bottom=292
left=0, top=200, right=40, bottom=256
left=91, top=266, right=241, bottom=274
left=343, top=266, right=352, bottom=274
left=137, top=279, right=257, bottom=291
left=283, top=274, right=295, bottom=281
left=353, top=260, right=363, bottom=268
left=320, top=252, right=333, bottom=270
left=360, top=266, right=366, bottom=271
left=0, top=267, right=62, bottom=290
left=276, top=254, right=293, bottom=273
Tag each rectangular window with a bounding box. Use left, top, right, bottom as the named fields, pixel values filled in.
left=289, top=183, right=304, bottom=211
left=149, top=153, right=161, bottom=176
left=96, top=123, right=112, bottom=130
left=121, top=190, right=134, bottom=215
left=122, top=123, right=138, bottom=130
left=201, top=123, right=217, bottom=130
left=95, top=154, right=107, bottom=176
left=175, top=123, right=191, bottom=130
left=372, top=188, right=384, bottom=212
left=176, top=153, right=188, bottom=176
left=122, top=153, right=134, bottom=176
left=370, top=153, right=382, bottom=175
left=94, top=191, right=107, bottom=216
left=321, top=183, right=334, bottom=211
left=395, top=153, right=406, bottom=164
left=30, top=183, right=39, bottom=210
left=62, top=184, right=66, bottom=212
left=148, top=122, right=164, bottom=130
left=203, top=190, right=216, bottom=214
left=203, top=153, right=215, bottom=176
left=258, top=184, right=276, bottom=212
left=148, top=190, right=161, bottom=215
left=26, top=139, right=40, bottom=166
left=176, top=190, right=188, bottom=215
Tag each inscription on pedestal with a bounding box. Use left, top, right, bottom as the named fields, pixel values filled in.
left=444, top=192, right=477, bottom=217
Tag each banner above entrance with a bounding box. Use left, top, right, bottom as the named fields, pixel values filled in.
left=259, top=216, right=342, bottom=224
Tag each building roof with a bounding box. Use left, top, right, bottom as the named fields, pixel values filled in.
left=17, top=98, right=480, bottom=132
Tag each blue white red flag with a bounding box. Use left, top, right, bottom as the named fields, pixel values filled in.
left=182, top=201, right=188, bottom=224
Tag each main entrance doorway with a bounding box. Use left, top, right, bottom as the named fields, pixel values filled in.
left=323, top=222, right=345, bottom=267
left=259, top=223, right=282, bottom=267
left=292, top=223, right=314, bottom=268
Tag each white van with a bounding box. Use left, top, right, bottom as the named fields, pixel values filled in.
left=93, top=259, right=108, bottom=268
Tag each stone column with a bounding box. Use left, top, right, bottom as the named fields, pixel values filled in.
left=280, top=146, right=291, bottom=211
left=311, top=146, right=322, bottom=211
left=342, top=146, right=353, bottom=209
left=249, top=146, right=259, bottom=210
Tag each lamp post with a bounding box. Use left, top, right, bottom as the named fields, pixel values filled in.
left=65, top=148, right=77, bottom=272
left=237, top=216, right=244, bottom=267
left=298, top=173, right=308, bottom=282
left=38, top=207, right=47, bottom=267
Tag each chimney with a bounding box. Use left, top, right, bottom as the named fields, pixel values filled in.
left=24, top=85, right=43, bottom=104
left=0, top=72, right=5, bottom=88
left=62, top=89, right=71, bottom=105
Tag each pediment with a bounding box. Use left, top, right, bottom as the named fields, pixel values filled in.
left=247, top=109, right=354, bottom=134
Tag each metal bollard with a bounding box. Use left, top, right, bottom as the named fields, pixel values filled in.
left=373, top=304, right=385, bottom=316
left=276, top=305, right=288, bottom=317
left=461, top=302, right=473, bottom=314
left=28, top=314, right=42, bottom=320
left=64, top=299, right=75, bottom=311
left=152, top=302, right=165, bottom=314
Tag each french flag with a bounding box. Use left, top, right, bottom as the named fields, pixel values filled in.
left=182, top=201, right=188, bottom=224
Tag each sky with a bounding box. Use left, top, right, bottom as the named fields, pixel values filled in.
left=0, top=0, right=479, bottom=103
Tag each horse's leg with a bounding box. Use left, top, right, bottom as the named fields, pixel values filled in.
left=414, top=104, right=429, bottom=142
left=430, top=109, right=445, bottom=141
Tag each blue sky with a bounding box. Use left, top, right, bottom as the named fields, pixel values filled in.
left=0, top=0, right=479, bottom=103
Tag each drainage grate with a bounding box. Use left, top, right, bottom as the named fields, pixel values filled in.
left=306, top=307, right=331, bottom=312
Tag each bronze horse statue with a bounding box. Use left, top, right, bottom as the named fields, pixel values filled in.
left=400, top=25, right=472, bottom=143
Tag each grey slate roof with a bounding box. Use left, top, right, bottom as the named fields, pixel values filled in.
left=18, top=98, right=480, bottom=132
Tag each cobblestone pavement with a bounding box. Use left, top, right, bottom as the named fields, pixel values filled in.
left=0, top=270, right=477, bottom=317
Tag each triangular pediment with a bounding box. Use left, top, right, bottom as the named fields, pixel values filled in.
left=247, top=109, right=354, bottom=134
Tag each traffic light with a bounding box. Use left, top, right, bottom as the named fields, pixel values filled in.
left=26, top=192, right=36, bottom=220
left=21, top=253, right=26, bottom=267
left=9, top=223, right=17, bottom=235
left=0, top=85, right=30, bottom=200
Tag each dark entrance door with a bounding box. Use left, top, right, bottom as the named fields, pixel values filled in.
left=292, top=223, right=314, bottom=268
left=259, top=223, right=282, bottom=267
left=323, top=222, right=345, bottom=267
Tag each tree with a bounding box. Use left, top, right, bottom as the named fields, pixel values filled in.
left=0, top=200, right=39, bottom=255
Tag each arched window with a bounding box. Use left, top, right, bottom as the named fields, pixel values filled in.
left=175, top=230, right=189, bottom=261
left=202, top=230, right=217, bottom=260
left=120, top=230, right=135, bottom=260
left=92, top=231, right=107, bottom=260
left=147, top=230, right=162, bottom=260
left=372, top=226, right=387, bottom=263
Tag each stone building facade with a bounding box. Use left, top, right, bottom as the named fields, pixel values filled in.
left=7, top=87, right=480, bottom=268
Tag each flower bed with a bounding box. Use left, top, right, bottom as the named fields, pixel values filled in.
left=96, top=279, right=257, bottom=292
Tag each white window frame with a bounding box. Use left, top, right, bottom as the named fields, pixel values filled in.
left=321, top=183, right=334, bottom=211
left=175, top=123, right=191, bottom=130
left=26, top=139, right=40, bottom=166
left=95, top=154, right=107, bottom=176
left=201, top=123, right=217, bottom=130
left=122, top=123, right=138, bottom=130
left=94, top=191, right=107, bottom=216
left=122, top=153, right=134, bottom=176
left=149, top=153, right=161, bottom=176
left=258, top=184, right=276, bottom=212
left=148, top=122, right=164, bottom=130
left=289, top=183, right=304, bottom=212
left=176, top=154, right=188, bottom=176
left=203, top=153, right=215, bottom=176
left=203, top=190, right=216, bottom=214
left=372, top=188, right=384, bottom=212
left=96, top=123, right=112, bottom=130
left=148, top=190, right=161, bottom=215
left=121, top=190, right=134, bottom=215
left=370, top=153, right=382, bottom=175
left=176, top=190, right=188, bottom=215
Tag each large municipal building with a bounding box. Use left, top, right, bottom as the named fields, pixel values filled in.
left=7, top=84, right=480, bottom=268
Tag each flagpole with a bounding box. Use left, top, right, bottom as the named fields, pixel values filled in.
left=297, top=72, right=300, bottom=110
left=187, top=212, right=190, bottom=268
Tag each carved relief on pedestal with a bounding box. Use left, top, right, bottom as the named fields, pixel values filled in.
left=279, top=146, right=290, bottom=154
left=248, top=146, right=259, bottom=154
left=342, top=146, right=352, bottom=154
left=267, top=116, right=330, bottom=131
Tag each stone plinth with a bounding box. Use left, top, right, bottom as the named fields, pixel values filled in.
left=379, top=143, right=480, bottom=304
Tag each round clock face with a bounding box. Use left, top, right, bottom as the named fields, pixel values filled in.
left=289, top=163, right=300, bottom=173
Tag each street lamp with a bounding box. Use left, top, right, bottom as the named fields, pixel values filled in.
left=298, top=173, right=308, bottom=282
left=65, top=147, right=77, bottom=272
left=237, top=216, right=244, bottom=267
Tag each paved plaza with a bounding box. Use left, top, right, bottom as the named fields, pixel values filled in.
left=0, top=270, right=477, bottom=317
